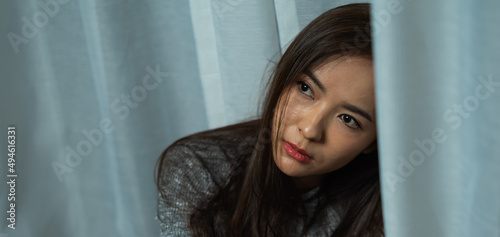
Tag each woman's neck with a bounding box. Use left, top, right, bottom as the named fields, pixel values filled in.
left=292, top=174, right=325, bottom=193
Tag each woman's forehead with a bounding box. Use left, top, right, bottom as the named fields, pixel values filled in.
left=314, top=57, right=374, bottom=95
left=310, top=57, right=375, bottom=117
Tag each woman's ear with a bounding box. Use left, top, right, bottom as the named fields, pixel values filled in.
left=362, top=140, right=377, bottom=154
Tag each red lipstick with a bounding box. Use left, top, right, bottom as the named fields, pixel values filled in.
left=283, top=141, right=312, bottom=163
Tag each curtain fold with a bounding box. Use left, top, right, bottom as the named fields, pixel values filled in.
left=188, top=0, right=226, bottom=128
left=372, top=0, right=500, bottom=236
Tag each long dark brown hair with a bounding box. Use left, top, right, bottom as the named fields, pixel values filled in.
left=156, top=3, right=383, bottom=236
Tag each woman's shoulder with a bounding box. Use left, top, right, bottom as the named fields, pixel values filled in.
left=156, top=120, right=261, bottom=235
left=160, top=119, right=260, bottom=186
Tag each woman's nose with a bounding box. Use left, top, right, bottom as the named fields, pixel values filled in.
left=298, top=106, right=325, bottom=142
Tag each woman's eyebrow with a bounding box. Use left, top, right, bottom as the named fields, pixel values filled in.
left=341, top=103, right=373, bottom=122
left=304, top=71, right=325, bottom=93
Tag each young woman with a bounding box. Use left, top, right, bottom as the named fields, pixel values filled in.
left=156, top=3, right=383, bottom=236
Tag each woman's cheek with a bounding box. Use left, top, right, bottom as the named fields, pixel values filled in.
left=325, top=129, right=359, bottom=153
left=285, top=96, right=308, bottom=120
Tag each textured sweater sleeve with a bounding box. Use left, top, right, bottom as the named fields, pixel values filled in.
left=156, top=142, right=221, bottom=237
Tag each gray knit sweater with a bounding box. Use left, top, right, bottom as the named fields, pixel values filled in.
left=156, top=122, right=340, bottom=236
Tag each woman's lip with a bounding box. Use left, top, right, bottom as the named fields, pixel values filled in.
left=286, top=141, right=311, bottom=157
left=283, top=141, right=312, bottom=163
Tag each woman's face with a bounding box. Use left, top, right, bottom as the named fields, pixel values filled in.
left=272, top=57, right=377, bottom=190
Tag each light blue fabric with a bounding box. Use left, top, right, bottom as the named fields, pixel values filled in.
left=0, top=0, right=355, bottom=236
left=372, top=0, right=500, bottom=236
left=5, top=0, right=498, bottom=236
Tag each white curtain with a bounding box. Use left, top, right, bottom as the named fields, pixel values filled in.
left=373, top=0, right=500, bottom=236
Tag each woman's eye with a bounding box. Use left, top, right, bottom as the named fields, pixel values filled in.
left=340, top=114, right=361, bottom=129
left=296, top=81, right=313, bottom=98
